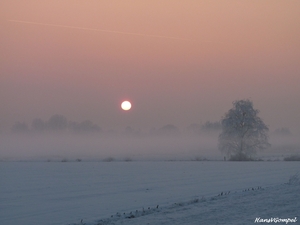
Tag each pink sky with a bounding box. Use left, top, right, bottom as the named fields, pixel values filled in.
left=1, top=0, right=300, bottom=133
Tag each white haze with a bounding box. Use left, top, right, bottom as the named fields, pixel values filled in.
left=0, top=132, right=219, bottom=161
left=1, top=131, right=299, bottom=162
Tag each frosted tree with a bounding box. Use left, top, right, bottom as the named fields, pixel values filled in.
left=218, top=99, right=270, bottom=161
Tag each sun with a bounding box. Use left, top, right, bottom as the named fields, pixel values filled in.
left=121, top=101, right=132, bottom=111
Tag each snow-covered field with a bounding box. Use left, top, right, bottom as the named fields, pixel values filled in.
left=1, top=161, right=299, bottom=225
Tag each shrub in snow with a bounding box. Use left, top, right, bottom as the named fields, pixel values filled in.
left=124, top=157, right=132, bottom=162
left=218, top=99, right=270, bottom=161
left=103, top=157, right=115, bottom=162
left=194, top=156, right=207, bottom=161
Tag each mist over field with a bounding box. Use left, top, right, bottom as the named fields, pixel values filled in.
left=1, top=116, right=299, bottom=162
left=0, top=130, right=217, bottom=162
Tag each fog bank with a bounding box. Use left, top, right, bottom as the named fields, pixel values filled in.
left=1, top=130, right=299, bottom=162
left=0, top=132, right=220, bottom=161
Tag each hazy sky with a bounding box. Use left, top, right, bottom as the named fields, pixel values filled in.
left=1, top=1, right=300, bottom=133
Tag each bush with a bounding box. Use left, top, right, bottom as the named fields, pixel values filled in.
left=124, top=157, right=132, bottom=162
left=193, top=156, right=208, bottom=161
left=229, top=153, right=253, bottom=161
left=103, top=157, right=115, bottom=162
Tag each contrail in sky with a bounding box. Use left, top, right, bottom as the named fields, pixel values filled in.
left=8, top=20, right=190, bottom=41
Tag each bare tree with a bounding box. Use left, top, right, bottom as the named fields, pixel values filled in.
left=218, top=99, right=270, bottom=161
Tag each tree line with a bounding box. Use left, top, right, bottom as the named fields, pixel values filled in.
left=11, top=114, right=101, bottom=134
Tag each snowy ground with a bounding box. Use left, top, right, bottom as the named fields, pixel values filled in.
left=89, top=183, right=300, bottom=225
left=1, top=161, right=299, bottom=225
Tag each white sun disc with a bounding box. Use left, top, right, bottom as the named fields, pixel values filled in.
left=121, top=101, right=132, bottom=111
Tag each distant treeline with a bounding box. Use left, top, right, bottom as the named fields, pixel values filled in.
left=10, top=115, right=291, bottom=137
left=11, top=114, right=101, bottom=134
left=10, top=114, right=223, bottom=136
